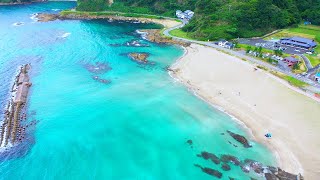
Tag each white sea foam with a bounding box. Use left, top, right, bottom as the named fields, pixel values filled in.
left=52, top=9, right=60, bottom=12
left=136, top=30, right=148, bottom=40
left=30, top=13, right=39, bottom=22
left=60, top=32, right=71, bottom=38
left=12, top=22, right=24, bottom=26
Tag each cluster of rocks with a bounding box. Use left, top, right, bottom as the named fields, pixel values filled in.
left=128, top=53, right=149, bottom=63
left=138, top=29, right=190, bottom=47
left=195, top=150, right=303, bottom=179
left=187, top=135, right=303, bottom=180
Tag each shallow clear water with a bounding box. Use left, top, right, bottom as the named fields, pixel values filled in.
left=0, top=2, right=276, bottom=179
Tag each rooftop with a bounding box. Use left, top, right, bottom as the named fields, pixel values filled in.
left=316, top=72, right=320, bottom=77
left=284, top=56, right=299, bottom=62
left=290, top=37, right=317, bottom=46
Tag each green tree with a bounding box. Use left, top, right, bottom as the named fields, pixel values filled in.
left=293, top=62, right=300, bottom=70
left=246, top=46, right=252, bottom=53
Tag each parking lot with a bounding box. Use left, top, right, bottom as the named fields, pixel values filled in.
left=238, top=38, right=310, bottom=55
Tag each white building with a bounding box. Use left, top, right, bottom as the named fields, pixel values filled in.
left=176, top=10, right=194, bottom=20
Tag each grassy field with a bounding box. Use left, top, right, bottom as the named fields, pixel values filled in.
left=265, top=24, right=320, bottom=67
left=272, top=72, right=308, bottom=88
left=169, top=29, right=195, bottom=40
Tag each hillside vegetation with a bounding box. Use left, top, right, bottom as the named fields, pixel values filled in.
left=77, top=0, right=320, bottom=40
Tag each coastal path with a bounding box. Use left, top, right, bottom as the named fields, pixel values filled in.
left=163, top=23, right=320, bottom=90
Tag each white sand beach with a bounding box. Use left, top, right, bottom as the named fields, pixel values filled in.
left=171, top=44, right=320, bottom=179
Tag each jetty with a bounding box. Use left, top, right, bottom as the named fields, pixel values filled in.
left=0, top=64, right=32, bottom=148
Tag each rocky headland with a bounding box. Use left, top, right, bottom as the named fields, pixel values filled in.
left=138, top=29, right=190, bottom=47
left=35, top=13, right=188, bottom=46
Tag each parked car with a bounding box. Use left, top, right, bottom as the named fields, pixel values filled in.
left=306, top=51, right=312, bottom=55
left=294, top=49, right=300, bottom=52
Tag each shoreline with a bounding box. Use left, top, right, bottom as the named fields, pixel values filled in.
left=169, top=44, right=320, bottom=179
left=36, top=11, right=181, bottom=29
left=169, top=46, right=279, bottom=160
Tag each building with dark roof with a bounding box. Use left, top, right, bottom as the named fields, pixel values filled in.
left=280, top=37, right=317, bottom=50
left=283, top=56, right=299, bottom=67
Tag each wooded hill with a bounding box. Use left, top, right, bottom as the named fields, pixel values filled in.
left=76, top=0, right=320, bottom=40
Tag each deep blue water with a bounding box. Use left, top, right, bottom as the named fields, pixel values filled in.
left=0, top=2, right=276, bottom=179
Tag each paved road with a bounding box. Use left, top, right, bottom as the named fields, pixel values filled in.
left=299, top=55, right=313, bottom=72
left=163, top=24, right=320, bottom=90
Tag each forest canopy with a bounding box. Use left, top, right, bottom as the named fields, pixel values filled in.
left=76, top=0, right=320, bottom=40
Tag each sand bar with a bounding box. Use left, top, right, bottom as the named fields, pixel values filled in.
left=171, top=44, right=320, bottom=179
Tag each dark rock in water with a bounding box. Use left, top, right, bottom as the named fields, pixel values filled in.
left=220, top=155, right=240, bottom=166
left=221, top=133, right=225, bottom=135
left=186, top=139, right=192, bottom=145
left=108, top=43, right=122, bottom=47
left=229, top=177, right=235, bottom=180
left=128, top=53, right=149, bottom=63
left=198, top=151, right=220, bottom=164
left=250, top=178, right=257, bottom=180
left=240, top=164, right=250, bottom=173
left=267, top=166, right=278, bottom=174
left=265, top=173, right=277, bottom=180
left=227, top=130, right=252, bottom=148
left=92, top=76, right=111, bottom=84
left=243, top=159, right=264, bottom=174
left=276, top=168, right=299, bottom=180
left=221, top=163, right=231, bottom=171
left=194, top=164, right=222, bottom=179
left=83, top=62, right=112, bottom=74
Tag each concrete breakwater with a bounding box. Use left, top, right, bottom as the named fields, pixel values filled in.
left=0, top=64, right=32, bottom=148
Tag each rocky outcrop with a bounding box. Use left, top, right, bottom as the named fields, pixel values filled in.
left=220, top=154, right=241, bottom=166
left=128, top=53, right=149, bottom=63
left=36, top=13, right=60, bottom=22
left=227, top=130, right=252, bottom=148
left=276, top=168, right=303, bottom=180
left=193, top=147, right=303, bottom=179
left=194, top=164, right=222, bottom=179
left=139, top=29, right=190, bottom=47
left=221, top=163, right=231, bottom=171
left=198, top=151, right=220, bottom=164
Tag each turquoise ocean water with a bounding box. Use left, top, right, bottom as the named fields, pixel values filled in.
left=0, top=2, right=275, bottom=179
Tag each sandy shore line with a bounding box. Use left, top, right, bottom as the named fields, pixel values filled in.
left=170, top=44, right=320, bottom=179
